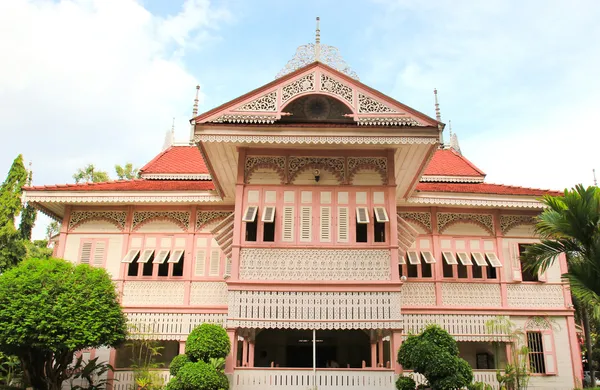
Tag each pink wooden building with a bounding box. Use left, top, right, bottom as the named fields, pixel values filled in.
left=24, top=36, right=581, bottom=390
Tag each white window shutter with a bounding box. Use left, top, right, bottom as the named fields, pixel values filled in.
left=407, top=251, right=421, bottom=265
left=511, top=244, right=522, bottom=281
left=485, top=252, right=503, bottom=268
left=442, top=251, right=458, bottom=265
left=282, top=206, right=295, bottom=242
left=320, top=206, right=331, bottom=242
left=153, top=250, right=170, bottom=264
left=421, top=251, right=436, bottom=264
left=261, top=206, right=276, bottom=223
left=457, top=252, right=473, bottom=265
left=79, top=242, right=92, bottom=264
left=242, top=206, right=258, bottom=222
left=138, top=249, right=154, bottom=263
left=300, top=206, right=312, bottom=242
left=209, top=249, right=220, bottom=276
left=542, top=330, right=557, bottom=374
left=195, top=249, right=206, bottom=276
left=356, top=207, right=370, bottom=224
left=224, top=257, right=232, bottom=278
left=374, top=207, right=389, bottom=223
left=121, top=249, right=140, bottom=263
left=168, top=249, right=184, bottom=263
left=472, top=252, right=487, bottom=266
left=92, top=241, right=106, bottom=266
left=337, top=207, right=349, bottom=243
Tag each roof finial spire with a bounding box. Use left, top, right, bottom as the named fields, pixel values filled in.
left=448, top=120, right=453, bottom=137
left=171, top=117, right=175, bottom=146
left=315, top=17, right=321, bottom=61
left=434, top=88, right=441, bottom=122
left=192, top=85, right=200, bottom=117
left=594, top=168, right=597, bottom=186
left=27, top=161, right=32, bottom=186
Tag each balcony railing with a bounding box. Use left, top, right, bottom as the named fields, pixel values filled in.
left=403, top=370, right=500, bottom=390
left=112, top=370, right=171, bottom=390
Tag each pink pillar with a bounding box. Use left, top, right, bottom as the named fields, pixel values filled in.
left=241, top=338, right=248, bottom=367
left=225, top=329, right=236, bottom=374
left=248, top=341, right=255, bottom=368
left=566, top=315, right=583, bottom=386
left=391, top=331, right=403, bottom=374
left=378, top=339, right=384, bottom=367
left=371, top=342, right=377, bottom=368
left=179, top=340, right=186, bottom=354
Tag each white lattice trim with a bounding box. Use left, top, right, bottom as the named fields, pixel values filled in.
left=437, top=212, right=495, bottom=234
left=405, top=196, right=544, bottom=209
left=358, top=93, right=398, bottom=113
left=68, top=210, right=127, bottom=230
left=189, top=282, right=228, bottom=305
left=235, top=91, right=278, bottom=112
left=140, top=173, right=212, bottom=180
left=420, top=175, right=484, bottom=183
left=400, top=282, right=436, bottom=306
left=195, top=134, right=438, bottom=145
left=127, top=312, right=226, bottom=340
left=196, top=211, right=232, bottom=231
left=506, top=284, right=565, bottom=308
left=132, top=211, right=190, bottom=231
left=26, top=193, right=221, bottom=204
left=281, top=73, right=316, bottom=103
left=320, top=73, right=353, bottom=104
left=441, top=283, right=501, bottom=307
left=403, top=314, right=511, bottom=342
left=239, top=248, right=391, bottom=281
left=122, top=281, right=185, bottom=306
left=500, top=215, right=537, bottom=234
left=398, top=212, right=432, bottom=233
left=228, top=290, right=401, bottom=330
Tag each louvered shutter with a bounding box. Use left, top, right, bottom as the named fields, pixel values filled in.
left=421, top=251, right=436, bottom=264
left=224, top=257, right=232, bottom=278
left=153, top=250, right=170, bottom=264
left=138, top=249, right=154, bottom=263
left=209, top=249, right=220, bottom=276
left=356, top=207, right=369, bottom=224
left=457, top=252, right=473, bottom=265
left=407, top=251, right=421, bottom=265
left=510, top=244, right=522, bottom=281
left=261, top=206, right=276, bottom=223
left=485, top=252, right=503, bottom=267
left=242, top=206, right=258, bottom=222
left=282, top=206, right=294, bottom=242
left=92, top=241, right=106, bottom=266
left=300, top=206, right=312, bottom=242
left=337, top=207, right=349, bottom=243
left=121, top=249, right=140, bottom=263
left=79, top=241, right=92, bottom=264
left=195, top=249, right=206, bottom=276
left=472, top=252, right=487, bottom=266
left=374, top=207, right=389, bottom=223
left=542, top=330, right=557, bottom=375
left=320, top=206, right=331, bottom=242
left=168, top=249, right=184, bottom=263
left=442, top=251, right=458, bottom=265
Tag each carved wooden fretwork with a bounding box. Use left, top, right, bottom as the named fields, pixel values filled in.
left=189, top=282, right=228, bottom=305
left=358, top=93, right=398, bottom=113
left=281, top=73, right=315, bottom=103
left=437, top=212, right=495, bottom=234
left=357, top=117, right=421, bottom=126
left=127, top=312, right=226, bottom=340
left=347, top=157, right=388, bottom=185
left=398, top=212, right=432, bottom=233
left=239, top=248, right=391, bottom=281
left=235, top=91, right=277, bottom=112
left=132, top=211, right=190, bottom=231
left=210, top=114, right=278, bottom=124
left=276, top=43, right=359, bottom=80
left=196, top=134, right=437, bottom=145
left=500, top=215, right=536, bottom=234
left=507, top=285, right=564, bottom=308
left=288, top=156, right=345, bottom=183
left=403, top=314, right=511, bottom=342
left=400, top=283, right=436, bottom=306
left=196, top=211, right=233, bottom=231
left=68, top=210, right=127, bottom=231
left=525, top=316, right=554, bottom=330
left=244, top=156, right=286, bottom=183
left=228, top=290, right=402, bottom=330
left=122, top=281, right=185, bottom=306
left=319, top=74, right=353, bottom=104
left=441, top=283, right=501, bottom=307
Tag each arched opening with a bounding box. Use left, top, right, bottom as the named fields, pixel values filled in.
left=252, top=329, right=371, bottom=368
left=280, top=94, right=354, bottom=124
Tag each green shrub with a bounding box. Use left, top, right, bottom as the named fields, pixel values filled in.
left=397, top=325, right=473, bottom=390
left=169, top=354, right=191, bottom=376
left=174, top=362, right=227, bottom=390
left=396, top=376, right=416, bottom=390
left=185, top=324, right=230, bottom=363
left=468, top=381, right=493, bottom=390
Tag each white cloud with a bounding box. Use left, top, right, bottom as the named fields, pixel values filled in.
left=0, top=0, right=231, bottom=238
left=365, top=0, right=600, bottom=191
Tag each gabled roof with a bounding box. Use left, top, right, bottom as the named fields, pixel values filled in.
left=415, top=182, right=561, bottom=197
left=24, top=179, right=215, bottom=192
left=140, top=145, right=209, bottom=179
left=422, top=149, right=486, bottom=180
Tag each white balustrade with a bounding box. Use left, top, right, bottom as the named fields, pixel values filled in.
left=233, top=369, right=395, bottom=390
left=112, top=370, right=171, bottom=390
left=403, top=370, right=500, bottom=389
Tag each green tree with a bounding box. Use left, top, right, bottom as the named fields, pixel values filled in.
left=115, top=163, right=139, bottom=180
left=521, top=184, right=600, bottom=385
left=0, top=223, right=26, bottom=273
left=397, top=325, right=473, bottom=390
left=18, top=169, right=37, bottom=240
left=0, top=155, right=28, bottom=224
left=0, top=258, right=127, bottom=390
left=45, top=221, right=61, bottom=240
left=73, top=164, right=110, bottom=183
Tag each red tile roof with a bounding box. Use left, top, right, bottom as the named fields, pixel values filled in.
left=140, top=146, right=208, bottom=174
left=24, top=179, right=215, bottom=192
left=423, top=149, right=486, bottom=177
left=416, top=182, right=561, bottom=196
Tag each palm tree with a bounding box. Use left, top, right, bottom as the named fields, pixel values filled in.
left=522, top=184, right=600, bottom=386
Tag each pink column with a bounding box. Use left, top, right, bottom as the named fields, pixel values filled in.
left=371, top=342, right=377, bottom=368
left=378, top=339, right=384, bottom=367
left=566, top=315, right=583, bottom=387
left=225, top=329, right=236, bottom=374
left=391, top=331, right=403, bottom=374
left=56, top=205, right=71, bottom=259
left=248, top=341, right=255, bottom=368
left=241, top=338, right=248, bottom=367
left=179, top=340, right=186, bottom=354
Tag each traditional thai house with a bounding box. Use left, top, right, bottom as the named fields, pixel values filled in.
left=24, top=28, right=581, bottom=390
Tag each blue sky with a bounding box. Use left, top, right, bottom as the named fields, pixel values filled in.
left=0, top=0, right=599, bottom=238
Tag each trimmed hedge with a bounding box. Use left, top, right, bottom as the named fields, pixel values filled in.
left=396, top=376, right=416, bottom=390
left=169, top=354, right=191, bottom=376
left=166, top=362, right=227, bottom=390
left=185, top=324, right=230, bottom=363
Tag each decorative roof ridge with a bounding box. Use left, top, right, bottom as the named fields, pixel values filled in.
left=140, top=173, right=212, bottom=180
left=416, top=181, right=562, bottom=196
left=193, top=62, right=441, bottom=127
left=24, top=178, right=213, bottom=192
left=420, top=175, right=485, bottom=183
left=474, top=182, right=562, bottom=195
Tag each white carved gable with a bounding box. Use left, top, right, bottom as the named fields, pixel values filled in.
left=197, top=63, right=438, bottom=127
